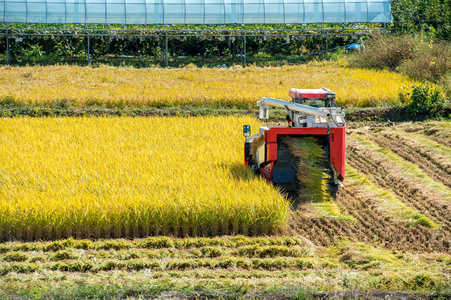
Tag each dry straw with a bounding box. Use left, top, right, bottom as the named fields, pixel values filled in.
left=281, top=136, right=332, bottom=202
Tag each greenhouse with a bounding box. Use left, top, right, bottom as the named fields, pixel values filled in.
left=0, top=0, right=392, bottom=25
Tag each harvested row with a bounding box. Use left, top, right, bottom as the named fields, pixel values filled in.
left=288, top=124, right=451, bottom=253
left=336, top=187, right=450, bottom=252
left=1, top=235, right=449, bottom=294
left=289, top=186, right=451, bottom=253
left=400, top=122, right=451, bottom=148
left=0, top=236, right=315, bottom=276
left=347, top=138, right=451, bottom=230
left=0, top=236, right=309, bottom=253
left=368, top=132, right=451, bottom=187
left=0, top=256, right=317, bottom=276
left=1, top=267, right=449, bottom=297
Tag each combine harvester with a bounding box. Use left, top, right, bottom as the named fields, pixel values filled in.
left=243, top=88, right=346, bottom=200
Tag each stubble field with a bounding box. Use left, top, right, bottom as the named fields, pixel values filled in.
left=0, top=117, right=450, bottom=299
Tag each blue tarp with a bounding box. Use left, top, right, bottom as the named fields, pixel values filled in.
left=346, top=43, right=361, bottom=50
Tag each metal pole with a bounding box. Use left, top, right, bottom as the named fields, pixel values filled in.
left=326, top=35, right=328, bottom=60
left=87, top=35, right=90, bottom=64
left=165, top=35, right=168, bottom=67
left=6, top=36, right=10, bottom=65
left=243, top=34, right=246, bottom=66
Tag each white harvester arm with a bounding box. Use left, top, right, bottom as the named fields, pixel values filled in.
left=257, top=97, right=330, bottom=119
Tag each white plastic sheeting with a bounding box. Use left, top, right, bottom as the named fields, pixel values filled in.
left=0, top=0, right=392, bottom=24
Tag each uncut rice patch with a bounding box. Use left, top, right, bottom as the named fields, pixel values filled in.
left=0, top=62, right=420, bottom=108
left=0, top=116, right=289, bottom=241
left=281, top=136, right=332, bottom=202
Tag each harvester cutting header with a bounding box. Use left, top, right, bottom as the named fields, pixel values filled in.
left=244, top=87, right=346, bottom=199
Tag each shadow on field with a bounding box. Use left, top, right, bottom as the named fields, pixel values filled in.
left=219, top=162, right=257, bottom=181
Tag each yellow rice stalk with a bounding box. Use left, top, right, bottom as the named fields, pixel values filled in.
left=0, top=61, right=421, bottom=108
left=0, top=116, right=289, bottom=241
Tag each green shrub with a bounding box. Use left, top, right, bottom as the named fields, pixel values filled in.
left=391, top=0, right=451, bottom=40
left=399, top=85, right=446, bottom=118
left=349, top=34, right=417, bottom=71
left=397, top=41, right=451, bottom=82
left=351, top=35, right=451, bottom=83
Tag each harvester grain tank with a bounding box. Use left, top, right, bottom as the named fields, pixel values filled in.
left=244, top=88, right=346, bottom=196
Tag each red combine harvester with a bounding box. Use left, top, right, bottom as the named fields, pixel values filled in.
left=244, top=88, right=346, bottom=196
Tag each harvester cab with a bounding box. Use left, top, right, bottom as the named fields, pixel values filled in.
left=244, top=87, right=346, bottom=199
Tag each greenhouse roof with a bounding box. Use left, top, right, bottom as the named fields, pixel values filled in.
left=0, top=0, right=392, bottom=25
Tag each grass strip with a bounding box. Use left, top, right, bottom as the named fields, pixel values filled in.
left=311, top=201, right=355, bottom=221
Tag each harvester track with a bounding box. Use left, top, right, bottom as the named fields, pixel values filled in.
left=287, top=126, right=451, bottom=253
left=335, top=187, right=450, bottom=252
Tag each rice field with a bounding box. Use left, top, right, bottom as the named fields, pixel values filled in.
left=0, top=61, right=420, bottom=108
left=0, top=119, right=451, bottom=298
left=0, top=57, right=450, bottom=298
left=0, top=116, right=289, bottom=241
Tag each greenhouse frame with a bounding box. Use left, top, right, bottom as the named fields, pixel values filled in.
left=0, top=0, right=392, bottom=66
left=0, top=0, right=392, bottom=25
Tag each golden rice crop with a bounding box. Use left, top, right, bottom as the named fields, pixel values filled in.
left=0, top=116, right=289, bottom=241
left=0, top=61, right=419, bottom=108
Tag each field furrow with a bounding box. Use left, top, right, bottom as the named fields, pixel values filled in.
left=417, top=134, right=451, bottom=148
left=335, top=187, right=450, bottom=252
left=347, top=143, right=451, bottom=231
left=289, top=184, right=451, bottom=253
left=400, top=122, right=451, bottom=148
left=369, top=134, right=451, bottom=187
